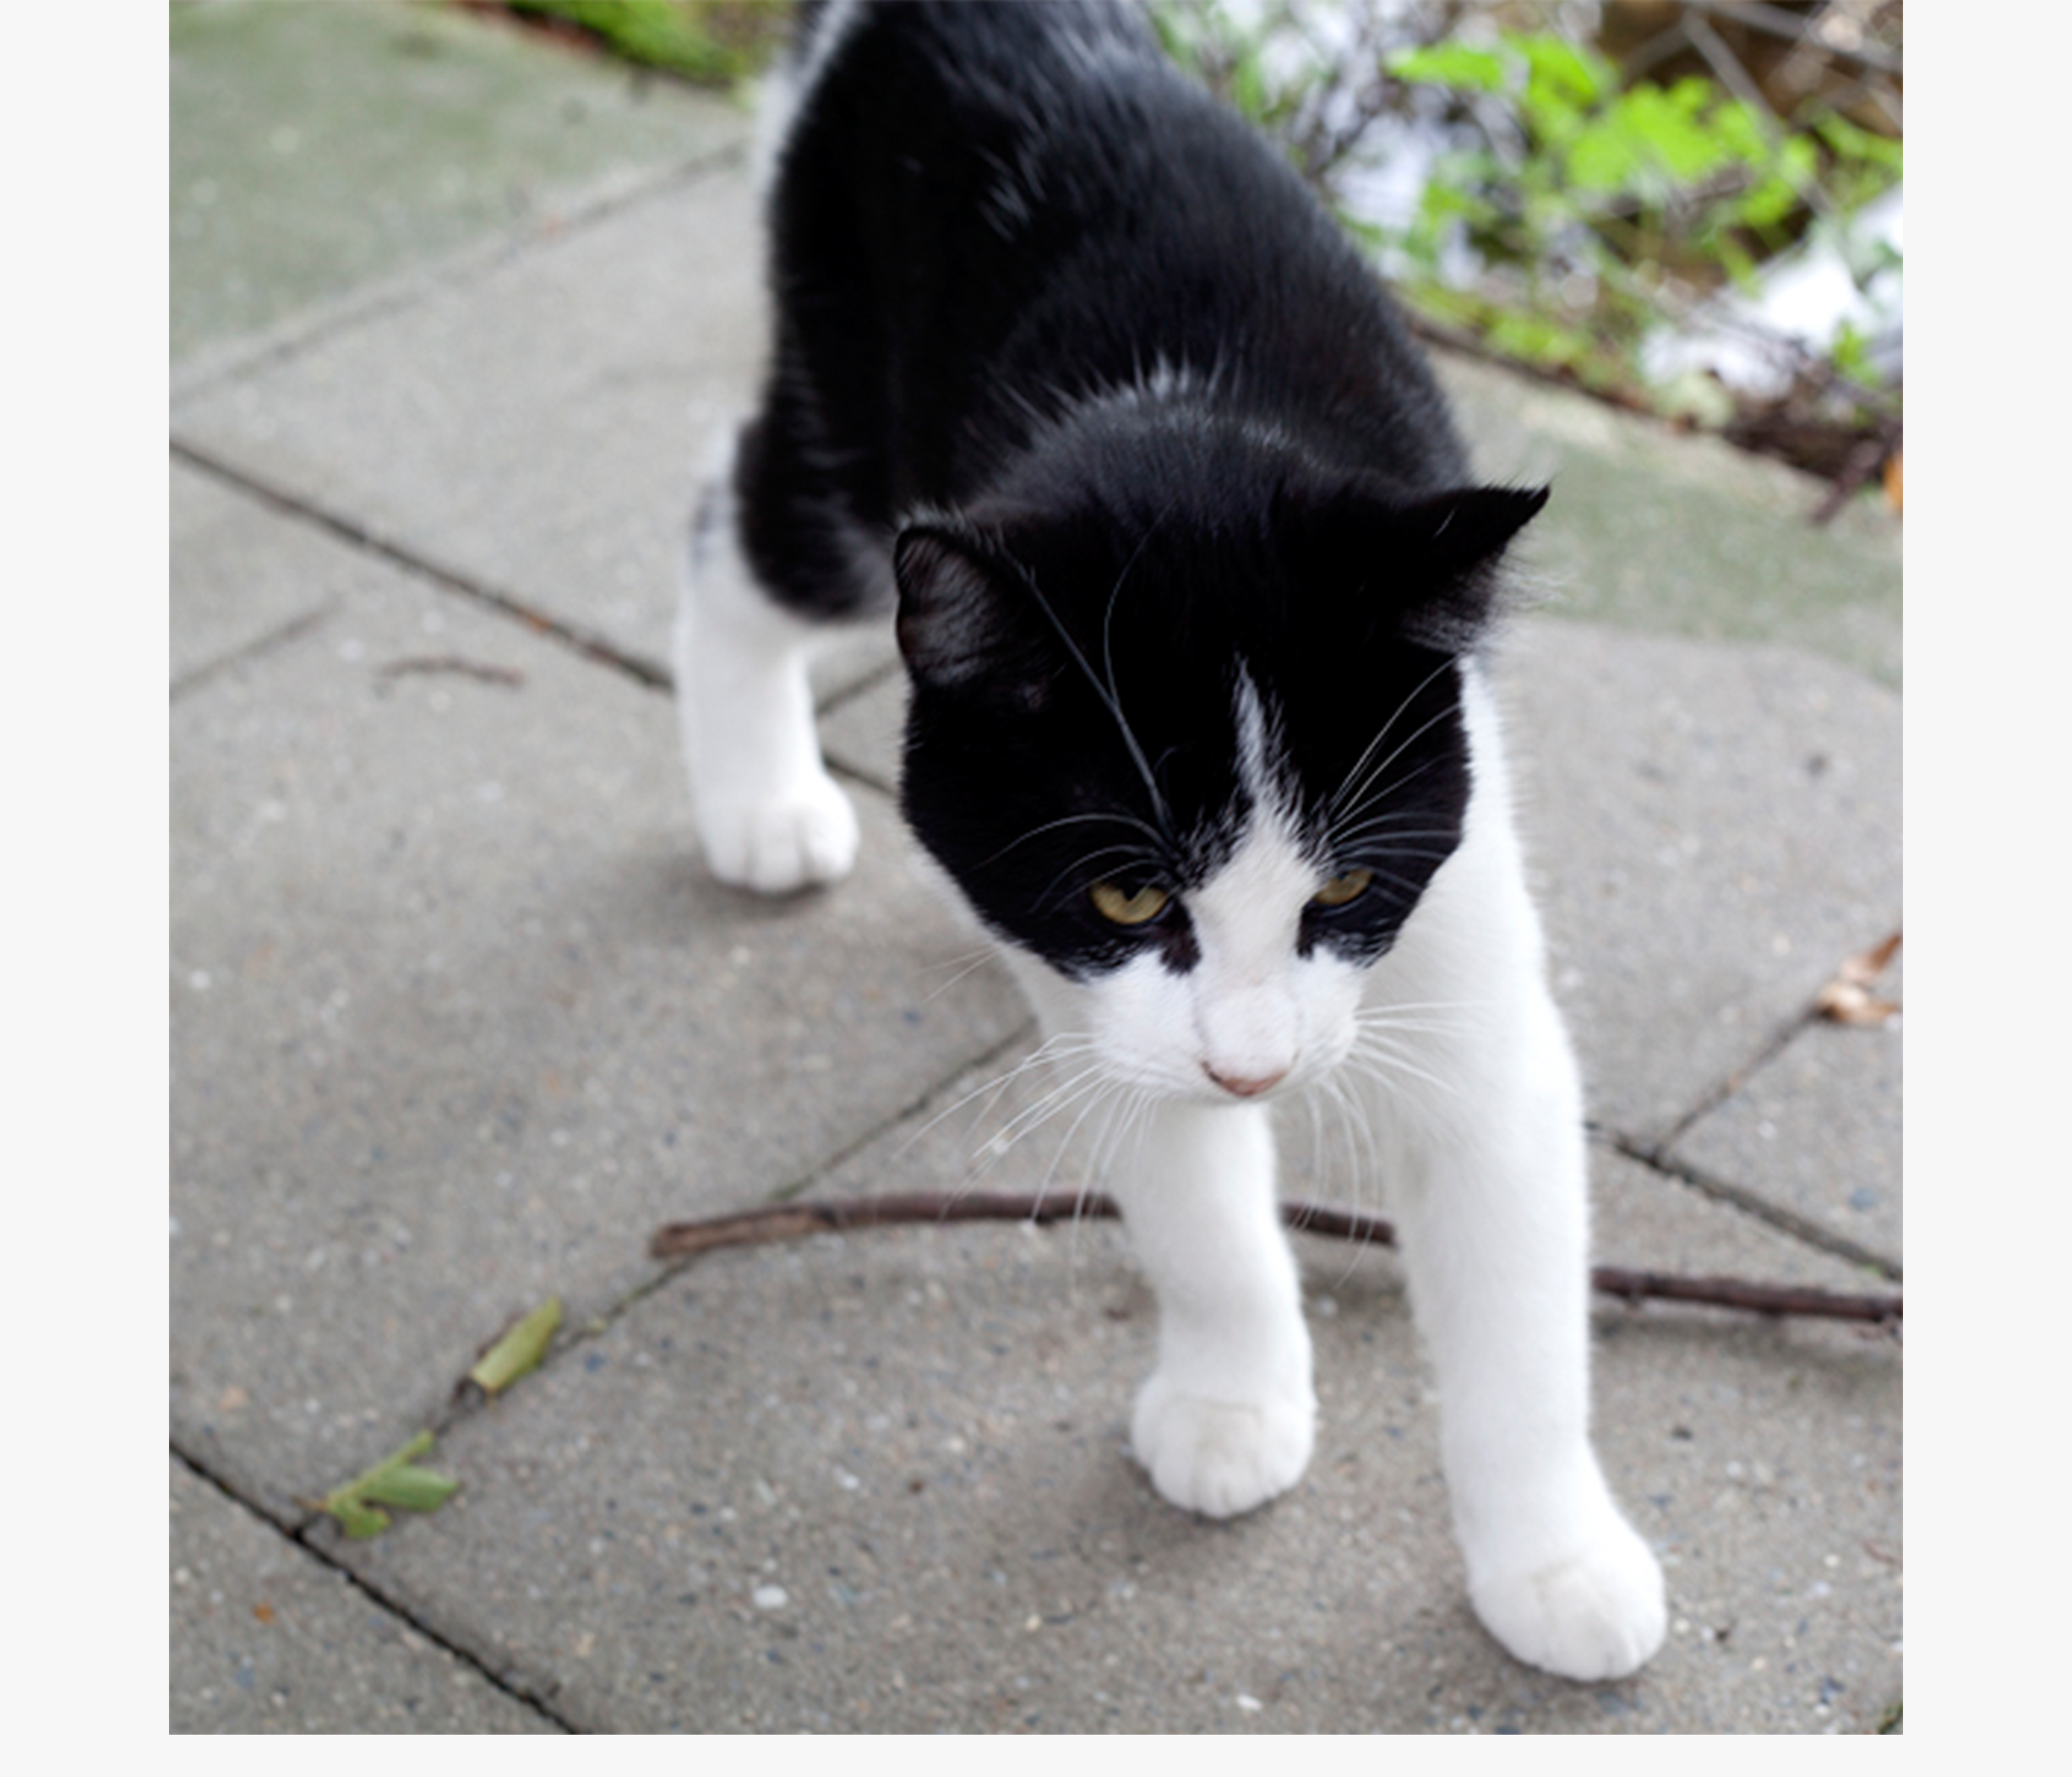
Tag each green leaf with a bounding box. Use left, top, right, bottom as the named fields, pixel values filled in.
left=1513, top=31, right=1614, bottom=109
left=1229, top=49, right=1268, bottom=123
left=1386, top=42, right=1508, bottom=94
left=1814, top=109, right=1904, bottom=176
left=312, top=1431, right=462, bottom=1541
left=361, top=1464, right=465, bottom=1513
left=332, top=1496, right=392, bottom=1540
left=470, top=1296, right=564, bottom=1396
left=1563, top=116, right=1646, bottom=194
left=1829, top=319, right=1873, bottom=380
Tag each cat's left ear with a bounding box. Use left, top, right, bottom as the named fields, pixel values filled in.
left=1382, top=482, right=1549, bottom=650
left=1296, top=481, right=1548, bottom=652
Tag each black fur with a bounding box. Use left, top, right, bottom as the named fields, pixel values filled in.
left=740, top=0, right=1545, bottom=978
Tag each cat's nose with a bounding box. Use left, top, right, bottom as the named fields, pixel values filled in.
left=1204, top=1064, right=1287, bottom=1098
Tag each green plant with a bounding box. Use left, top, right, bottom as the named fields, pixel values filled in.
left=1154, top=3, right=1901, bottom=463
left=502, top=0, right=782, bottom=86
left=1386, top=29, right=1897, bottom=396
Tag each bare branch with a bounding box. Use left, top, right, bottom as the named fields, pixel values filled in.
left=649, top=1191, right=1900, bottom=1324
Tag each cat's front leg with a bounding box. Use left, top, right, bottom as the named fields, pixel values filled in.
left=673, top=461, right=859, bottom=894
left=1109, top=1099, right=1315, bottom=1518
left=1386, top=991, right=1666, bottom=1682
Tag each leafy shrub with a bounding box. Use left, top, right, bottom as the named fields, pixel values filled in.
left=1157, top=2, right=1901, bottom=451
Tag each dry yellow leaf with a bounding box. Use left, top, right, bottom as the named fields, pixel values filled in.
left=1816, top=929, right=1901, bottom=1026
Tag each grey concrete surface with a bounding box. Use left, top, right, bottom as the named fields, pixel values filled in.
left=172, top=0, right=746, bottom=363
left=174, top=158, right=769, bottom=683
left=172, top=1455, right=557, bottom=1733
left=1669, top=1017, right=1903, bottom=1273
left=171, top=496, right=1023, bottom=1518
left=169, top=3, right=1900, bottom=1736
left=320, top=1060, right=1898, bottom=1733
left=1440, top=354, right=1902, bottom=690
left=1496, top=620, right=1900, bottom=1143
left=172, top=455, right=341, bottom=689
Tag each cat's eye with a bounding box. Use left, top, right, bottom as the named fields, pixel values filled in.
left=1089, top=880, right=1172, bottom=926
left=1310, top=867, right=1374, bottom=909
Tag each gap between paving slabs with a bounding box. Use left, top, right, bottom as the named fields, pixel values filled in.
left=172, top=1443, right=581, bottom=1733
left=170, top=439, right=673, bottom=693
left=1591, top=930, right=1903, bottom=1285
left=172, top=436, right=908, bottom=727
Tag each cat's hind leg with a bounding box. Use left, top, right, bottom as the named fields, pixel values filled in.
left=674, top=416, right=874, bottom=893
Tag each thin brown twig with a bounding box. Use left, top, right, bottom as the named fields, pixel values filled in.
left=378, top=654, right=526, bottom=687
left=649, top=1191, right=1901, bottom=1324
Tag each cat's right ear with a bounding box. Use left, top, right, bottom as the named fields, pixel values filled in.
left=893, top=522, right=1055, bottom=706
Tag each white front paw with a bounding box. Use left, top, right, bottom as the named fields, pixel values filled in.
left=1131, top=1373, right=1315, bottom=1519
left=697, top=774, right=859, bottom=893
left=1469, top=1513, right=1666, bottom=1681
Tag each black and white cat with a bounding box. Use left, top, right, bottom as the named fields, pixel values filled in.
left=674, top=0, right=1665, bottom=1682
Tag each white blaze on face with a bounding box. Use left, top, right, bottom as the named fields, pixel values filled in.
left=1073, top=673, right=1368, bottom=1104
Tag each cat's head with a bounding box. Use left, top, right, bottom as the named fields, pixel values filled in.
left=894, top=417, right=1544, bottom=1104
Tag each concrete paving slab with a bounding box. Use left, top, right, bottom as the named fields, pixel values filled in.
left=171, top=1456, right=558, bottom=1733
left=172, top=455, right=341, bottom=690
left=172, top=0, right=744, bottom=364
left=1436, top=352, right=1902, bottom=690
left=314, top=1048, right=1896, bottom=1734
left=816, top=657, right=906, bottom=795
left=1493, top=618, right=1900, bottom=1142
left=172, top=482, right=1024, bottom=1518
left=173, top=159, right=766, bottom=685
left=1668, top=1018, right=1903, bottom=1273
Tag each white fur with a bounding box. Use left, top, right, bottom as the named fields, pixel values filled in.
left=673, top=455, right=859, bottom=893
left=1341, top=668, right=1666, bottom=1678
left=995, top=665, right=1664, bottom=1679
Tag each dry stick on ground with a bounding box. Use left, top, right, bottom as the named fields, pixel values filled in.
left=649, top=1191, right=1902, bottom=1325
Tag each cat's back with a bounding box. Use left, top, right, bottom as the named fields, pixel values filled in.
left=771, top=0, right=1466, bottom=511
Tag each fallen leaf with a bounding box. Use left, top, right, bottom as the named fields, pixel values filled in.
left=470, top=1296, right=563, bottom=1396
left=308, top=1430, right=462, bottom=1540
left=359, top=1461, right=463, bottom=1514
left=1816, top=929, right=1901, bottom=1026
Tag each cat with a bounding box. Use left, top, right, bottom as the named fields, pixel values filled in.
left=673, top=0, right=1666, bottom=1682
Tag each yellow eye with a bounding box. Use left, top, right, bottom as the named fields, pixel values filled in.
left=1311, top=867, right=1373, bottom=909
left=1089, top=880, right=1172, bottom=926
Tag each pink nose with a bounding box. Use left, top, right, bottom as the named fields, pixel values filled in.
left=1205, top=1064, right=1287, bottom=1098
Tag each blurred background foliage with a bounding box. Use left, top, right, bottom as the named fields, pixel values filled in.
left=472, top=0, right=1902, bottom=510
left=1153, top=0, right=1902, bottom=508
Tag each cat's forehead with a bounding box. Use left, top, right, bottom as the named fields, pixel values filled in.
left=1038, top=557, right=1457, bottom=818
